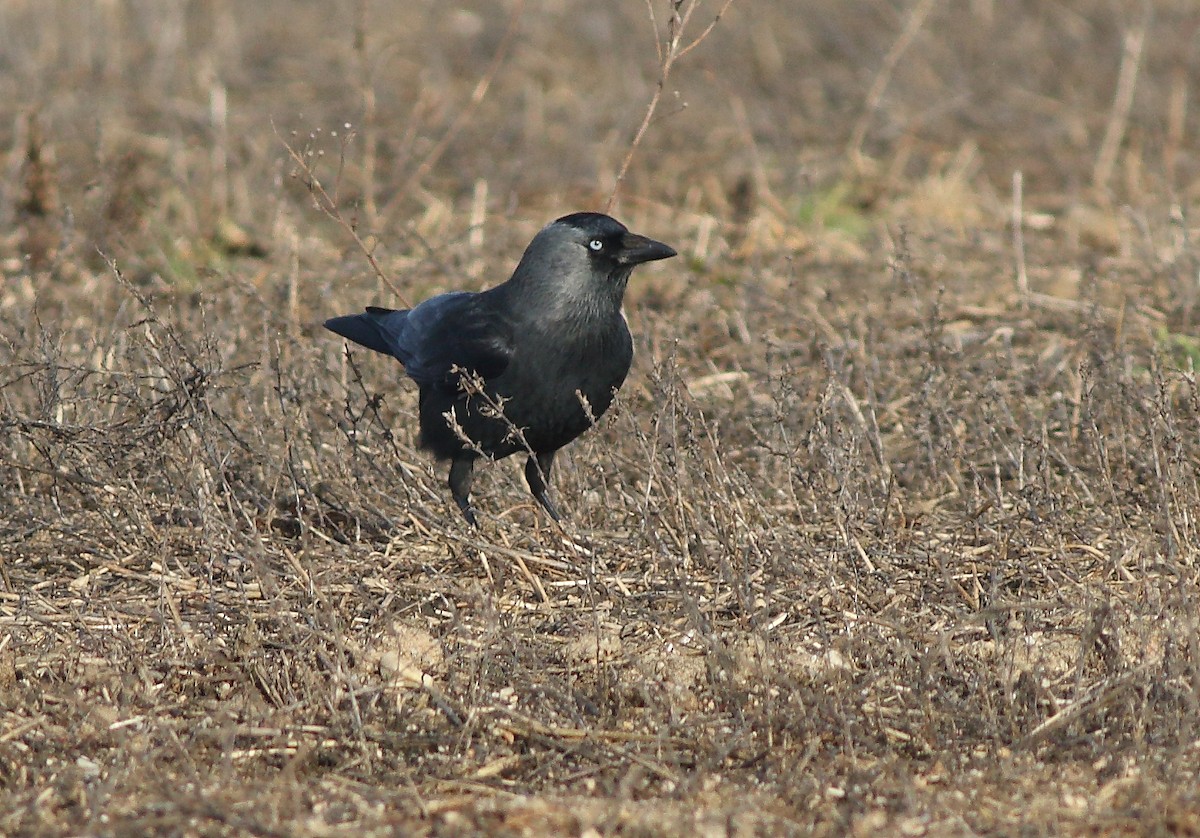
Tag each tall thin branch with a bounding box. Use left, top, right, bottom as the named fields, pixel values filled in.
left=607, top=0, right=735, bottom=212
left=277, top=124, right=411, bottom=308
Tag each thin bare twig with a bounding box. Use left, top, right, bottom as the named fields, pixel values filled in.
left=607, top=0, right=736, bottom=212
left=278, top=3, right=522, bottom=309
left=276, top=123, right=411, bottom=307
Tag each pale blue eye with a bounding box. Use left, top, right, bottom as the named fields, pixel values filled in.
left=589, top=239, right=604, bottom=251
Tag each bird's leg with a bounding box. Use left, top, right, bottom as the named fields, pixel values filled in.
left=448, top=454, right=479, bottom=527
left=524, top=451, right=562, bottom=521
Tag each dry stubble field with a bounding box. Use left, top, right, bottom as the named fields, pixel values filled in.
left=3, top=1, right=1200, bottom=835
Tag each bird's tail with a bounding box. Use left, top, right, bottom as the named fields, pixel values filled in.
left=324, top=306, right=409, bottom=358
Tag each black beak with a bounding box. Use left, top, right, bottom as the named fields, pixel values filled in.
left=618, top=232, right=677, bottom=265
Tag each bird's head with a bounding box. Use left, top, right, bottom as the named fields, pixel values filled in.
left=509, top=212, right=677, bottom=321
left=551, top=212, right=678, bottom=270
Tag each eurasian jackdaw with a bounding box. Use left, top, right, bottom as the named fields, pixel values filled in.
left=325, top=212, right=676, bottom=526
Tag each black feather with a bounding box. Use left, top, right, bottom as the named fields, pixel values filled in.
left=324, top=212, right=675, bottom=526
left=325, top=293, right=514, bottom=390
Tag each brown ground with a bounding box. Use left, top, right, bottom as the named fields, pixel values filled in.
left=3, top=1, right=1200, bottom=835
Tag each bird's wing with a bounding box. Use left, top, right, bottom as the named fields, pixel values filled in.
left=325, top=292, right=515, bottom=390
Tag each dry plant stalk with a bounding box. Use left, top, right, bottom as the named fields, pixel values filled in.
left=607, top=0, right=736, bottom=211
left=279, top=126, right=411, bottom=307
left=1012, top=170, right=1028, bottom=301
left=353, top=0, right=379, bottom=230
left=279, top=1, right=524, bottom=309
left=846, top=0, right=938, bottom=169
left=1092, top=18, right=1148, bottom=197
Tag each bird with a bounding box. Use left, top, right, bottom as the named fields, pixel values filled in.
left=324, top=212, right=677, bottom=526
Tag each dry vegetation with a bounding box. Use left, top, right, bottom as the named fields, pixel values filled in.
left=4, top=1, right=1200, bottom=835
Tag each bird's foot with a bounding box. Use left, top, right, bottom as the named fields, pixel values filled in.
left=534, top=490, right=563, bottom=522
left=454, top=495, right=480, bottom=528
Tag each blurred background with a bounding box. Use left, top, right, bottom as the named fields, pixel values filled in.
left=2, top=0, right=1197, bottom=283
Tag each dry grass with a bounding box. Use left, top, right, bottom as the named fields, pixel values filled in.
left=4, top=1, right=1200, bottom=835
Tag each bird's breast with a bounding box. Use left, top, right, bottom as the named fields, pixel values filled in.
left=492, top=321, right=631, bottom=436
